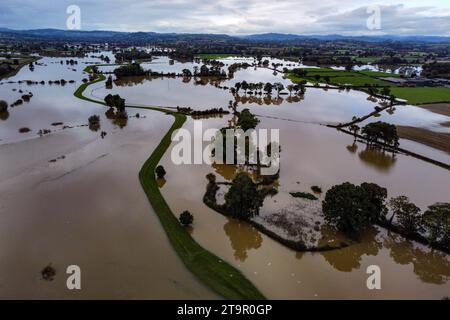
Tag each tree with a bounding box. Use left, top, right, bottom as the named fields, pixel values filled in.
left=422, top=203, right=450, bottom=247
left=104, top=94, right=126, bottom=112
left=349, top=124, right=360, bottom=141
left=236, top=108, right=260, bottom=131
left=287, top=84, right=294, bottom=95
left=263, top=82, right=273, bottom=95
left=361, top=121, right=399, bottom=148
left=322, top=182, right=387, bottom=239
left=88, top=115, right=100, bottom=131
left=241, top=81, right=249, bottom=94
left=179, top=211, right=194, bottom=227
left=224, top=172, right=265, bottom=220
left=273, top=82, right=284, bottom=96
left=0, top=100, right=7, bottom=113
left=155, top=165, right=166, bottom=179
left=388, top=196, right=422, bottom=234
left=234, top=82, right=242, bottom=94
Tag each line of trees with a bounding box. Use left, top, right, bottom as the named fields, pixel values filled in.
left=322, top=182, right=449, bottom=251
left=231, top=81, right=305, bottom=96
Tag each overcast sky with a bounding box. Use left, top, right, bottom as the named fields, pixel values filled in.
left=1, top=0, right=450, bottom=35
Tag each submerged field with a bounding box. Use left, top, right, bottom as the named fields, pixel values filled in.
left=0, top=53, right=449, bottom=299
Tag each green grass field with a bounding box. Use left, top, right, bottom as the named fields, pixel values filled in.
left=390, top=87, right=450, bottom=105
left=287, top=68, right=395, bottom=87
left=73, top=67, right=265, bottom=300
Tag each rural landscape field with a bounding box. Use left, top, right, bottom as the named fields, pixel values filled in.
left=0, top=0, right=449, bottom=303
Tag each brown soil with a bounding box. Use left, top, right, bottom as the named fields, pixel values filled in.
left=417, top=103, right=450, bottom=117
left=397, top=126, right=450, bottom=155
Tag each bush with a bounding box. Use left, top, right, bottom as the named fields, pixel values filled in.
left=0, top=100, right=8, bottom=112
left=155, top=165, right=166, bottom=179
left=179, top=211, right=194, bottom=227
left=88, top=115, right=100, bottom=125
left=311, top=186, right=322, bottom=193
left=19, top=127, right=31, bottom=133
left=88, top=115, right=100, bottom=131
left=290, top=192, right=318, bottom=200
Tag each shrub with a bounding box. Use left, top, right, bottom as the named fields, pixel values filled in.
left=179, top=211, right=194, bottom=227
left=290, top=192, right=318, bottom=200
left=311, top=186, right=322, bottom=193
left=0, top=100, right=8, bottom=112
left=19, top=127, right=31, bottom=133
left=155, top=165, right=166, bottom=179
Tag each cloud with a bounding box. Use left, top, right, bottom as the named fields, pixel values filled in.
left=0, top=0, right=449, bottom=36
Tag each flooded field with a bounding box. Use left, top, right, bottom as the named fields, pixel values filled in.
left=0, top=55, right=215, bottom=299
left=159, top=117, right=450, bottom=299
left=0, top=53, right=449, bottom=299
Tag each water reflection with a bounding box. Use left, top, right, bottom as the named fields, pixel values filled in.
left=223, top=218, right=263, bottom=262
left=105, top=108, right=128, bottom=128
left=0, top=111, right=9, bottom=121
left=358, top=145, right=397, bottom=173
left=384, top=233, right=450, bottom=284
left=320, top=226, right=382, bottom=272
left=346, top=143, right=397, bottom=172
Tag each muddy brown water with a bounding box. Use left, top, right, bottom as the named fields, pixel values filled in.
left=0, top=54, right=449, bottom=299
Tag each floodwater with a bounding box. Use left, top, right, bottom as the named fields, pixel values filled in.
left=0, top=55, right=215, bottom=299
left=0, top=53, right=449, bottom=299
left=159, top=117, right=450, bottom=299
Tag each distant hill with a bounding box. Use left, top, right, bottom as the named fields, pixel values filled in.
left=241, top=32, right=450, bottom=43
left=0, top=28, right=449, bottom=43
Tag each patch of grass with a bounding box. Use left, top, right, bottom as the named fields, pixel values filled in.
left=73, top=65, right=265, bottom=300
left=329, top=76, right=390, bottom=86
left=290, top=192, right=318, bottom=201
left=390, top=87, right=450, bottom=105
left=287, top=68, right=395, bottom=87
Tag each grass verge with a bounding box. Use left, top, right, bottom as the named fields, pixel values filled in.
left=74, top=69, right=265, bottom=300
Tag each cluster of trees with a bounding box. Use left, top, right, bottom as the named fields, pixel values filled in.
left=223, top=172, right=277, bottom=220
left=236, top=108, right=260, bottom=131
left=61, top=59, right=78, bottom=65
left=184, top=65, right=228, bottom=78
left=175, top=106, right=230, bottom=117
left=361, top=121, right=400, bottom=149
left=322, top=182, right=450, bottom=250
left=422, top=62, right=450, bottom=79
left=228, top=62, right=251, bottom=75
left=232, top=81, right=303, bottom=96
left=113, top=63, right=147, bottom=78
left=104, top=94, right=125, bottom=112
left=323, top=182, right=388, bottom=239
left=104, top=94, right=127, bottom=120
left=114, top=49, right=152, bottom=63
